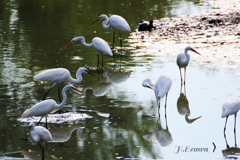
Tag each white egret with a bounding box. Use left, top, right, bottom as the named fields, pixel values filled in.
left=222, top=98, right=240, bottom=148
left=21, top=85, right=82, bottom=128
left=27, top=122, right=52, bottom=160
left=92, top=14, right=131, bottom=47
left=176, top=46, right=201, bottom=84
left=64, top=36, right=113, bottom=67
left=142, top=75, right=172, bottom=117
left=34, top=67, right=95, bottom=101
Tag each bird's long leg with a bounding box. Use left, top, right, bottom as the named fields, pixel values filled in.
left=184, top=67, right=186, bottom=85
left=179, top=67, right=183, bottom=84
left=57, top=84, right=63, bottom=114
left=112, top=31, right=115, bottom=49
left=224, top=116, right=230, bottom=148
left=119, top=31, right=123, bottom=48
left=164, top=93, right=168, bottom=127
left=234, top=113, right=237, bottom=147
left=58, top=84, right=62, bottom=103
left=97, top=55, right=100, bottom=68
left=37, top=116, right=44, bottom=126
left=180, top=81, right=183, bottom=94
left=102, top=55, right=104, bottom=68
left=184, top=79, right=186, bottom=95
left=158, top=99, right=161, bottom=118
left=43, top=87, right=53, bottom=100
left=39, top=144, right=44, bottom=160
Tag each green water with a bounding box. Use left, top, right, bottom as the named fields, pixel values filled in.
left=1, top=0, right=237, bottom=160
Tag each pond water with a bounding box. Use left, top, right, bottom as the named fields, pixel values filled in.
left=0, top=0, right=239, bottom=160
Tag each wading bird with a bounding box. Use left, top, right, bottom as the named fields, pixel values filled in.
left=21, top=85, right=82, bottom=128
left=27, top=122, right=52, bottom=160
left=222, top=98, right=240, bottom=148
left=92, top=14, right=131, bottom=47
left=142, top=75, right=172, bottom=117
left=34, top=67, right=95, bottom=101
left=176, top=46, right=201, bottom=84
left=64, top=36, right=113, bottom=67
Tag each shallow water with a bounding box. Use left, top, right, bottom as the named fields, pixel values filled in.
left=0, top=0, right=239, bottom=160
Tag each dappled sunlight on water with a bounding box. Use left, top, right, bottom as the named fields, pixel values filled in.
left=1, top=0, right=240, bottom=159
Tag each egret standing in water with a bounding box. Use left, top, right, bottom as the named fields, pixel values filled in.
left=221, top=98, right=240, bottom=148
left=142, top=75, right=172, bottom=117
left=34, top=67, right=95, bottom=101
left=27, top=122, right=52, bottom=160
left=92, top=14, right=131, bottom=47
left=64, top=36, right=113, bottom=67
left=176, top=46, right=201, bottom=84
left=21, top=85, right=82, bottom=128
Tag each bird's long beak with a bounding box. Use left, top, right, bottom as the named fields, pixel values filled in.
left=86, top=70, right=97, bottom=78
left=72, top=87, right=83, bottom=93
left=64, top=41, right=72, bottom=49
left=92, top=18, right=100, bottom=24
left=146, top=84, right=154, bottom=90
left=192, top=49, right=201, bottom=55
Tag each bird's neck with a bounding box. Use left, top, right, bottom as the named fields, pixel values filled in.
left=76, top=37, right=92, bottom=48
left=101, top=15, right=111, bottom=29
left=58, top=90, right=68, bottom=108
left=184, top=51, right=190, bottom=60
left=147, top=79, right=154, bottom=88
left=68, top=75, right=82, bottom=84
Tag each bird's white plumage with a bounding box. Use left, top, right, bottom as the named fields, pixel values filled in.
left=22, top=100, right=58, bottom=118
left=176, top=46, right=201, bottom=68
left=108, top=15, right=131, bottom=31
left=92, top=37, right=113, bottom=56
left=222, top=98, right=240, bottom=118
left=176, top=52, right=190, bottom=68
left=142, top=75, right=172, bottom=103
left=67, top=36, right=113, bottom=56
left=29, top=122, right=52, bottom=146
left=34, top=68, right=70, bottom=84
left=21, top=85, right=81, bottom=119
left=154, top=75, right=172, bottom=99
left=34, top=67, right=91, bottom=88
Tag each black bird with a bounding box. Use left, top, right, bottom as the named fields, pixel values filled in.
left=138, top=20, right=156, bottom=31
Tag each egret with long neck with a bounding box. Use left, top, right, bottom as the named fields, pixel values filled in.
left=64, top=36, right=113, bottom=67
left=21, top=85, right=82, bottom=128
left=142, top=75, right=172, bottom=118
left=92, top=14, right=131, bottom=48
left=34, top=67, right=95, bottom=102
left=176, top=46, right=201, bottom=84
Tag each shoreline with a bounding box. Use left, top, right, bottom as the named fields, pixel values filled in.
left=130, top=0, right=240, bottom=70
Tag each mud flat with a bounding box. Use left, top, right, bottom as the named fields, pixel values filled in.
left=129, top=0, right=240, bottom=70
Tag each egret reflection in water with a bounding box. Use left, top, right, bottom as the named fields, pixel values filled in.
left=82, top=69, right=131, bottom=97
left=49, top=123, right=83, bottom=143
left=143, top=114, right=172, bottom=147
left=77, top=127, right=94, bottom=140
left=176, top=92, right=202, bottom=124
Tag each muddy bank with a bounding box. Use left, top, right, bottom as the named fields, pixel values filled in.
left=153, top=11, right=240, bottom=45
left=129, top=0, right=240, bottom=70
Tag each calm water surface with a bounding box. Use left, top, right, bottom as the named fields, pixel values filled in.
left=0, top=0, right=237, bottom=160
